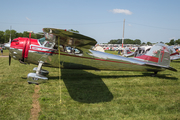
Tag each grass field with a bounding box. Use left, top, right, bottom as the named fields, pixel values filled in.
left=1, top=49, right=9, bottom=56
left=0, top=50, right=180, bottom=119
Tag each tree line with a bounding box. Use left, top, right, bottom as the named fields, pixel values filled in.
left=108, top=39, right=141, bottom=45
left=108, top=38, right=180, bottom=45
left=0, top=29, right=80, bottom=44
left=0, top=29, right=44, bottom=44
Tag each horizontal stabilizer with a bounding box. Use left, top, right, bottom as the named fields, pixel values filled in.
left=145, top=62, right=177, bottom=72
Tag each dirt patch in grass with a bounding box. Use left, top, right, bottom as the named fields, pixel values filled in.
left=29, top=85, right=41, bottom=120
left=0, top=56, right=8, bottom=57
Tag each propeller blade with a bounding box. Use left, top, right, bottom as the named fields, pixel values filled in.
left=9, top=54, right=11, bottom=66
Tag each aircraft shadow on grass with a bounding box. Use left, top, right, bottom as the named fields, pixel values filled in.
left=20, top=63, right=178, bottom=103
left=45, top=70, right=178, bottom=103
left=172, top=60, right=180, bottom=63
left=48, top=69, right=113, bottom=103
left=21, top=62, right=178, bottom=103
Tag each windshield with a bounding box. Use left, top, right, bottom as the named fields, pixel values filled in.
left=38, top=37, right=46, bottom=45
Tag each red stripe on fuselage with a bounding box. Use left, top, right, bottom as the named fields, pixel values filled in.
left=135, top=55, right=159, bottom=63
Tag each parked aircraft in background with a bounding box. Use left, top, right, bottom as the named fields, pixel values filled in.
left=134, top=45, right=180, bottom=61
left=168, top=46, right=180, bottom=61
left=5, top=28, right=177, bottom=84
left=122, top=47, right=135, bottom=57
left=134, top=46, right=152, bottom=57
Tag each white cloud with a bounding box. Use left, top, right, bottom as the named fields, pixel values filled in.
left=110, top=9, right=132, bottom=15
left=26, top=17, right=31, bottom=21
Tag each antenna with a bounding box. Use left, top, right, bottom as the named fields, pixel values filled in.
left=122, top=19, right=125, bottom=48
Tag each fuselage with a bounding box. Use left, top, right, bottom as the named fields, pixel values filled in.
left=8, top=37, right=168, bottom=73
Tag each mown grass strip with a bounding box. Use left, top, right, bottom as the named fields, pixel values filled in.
left=29, top=85, right=41, bottom=120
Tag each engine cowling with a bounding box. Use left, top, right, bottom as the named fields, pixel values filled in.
left=10, top=37, right=31, bottom=62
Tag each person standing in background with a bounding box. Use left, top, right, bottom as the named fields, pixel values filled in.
left=1, top=48, right=3, bottom=56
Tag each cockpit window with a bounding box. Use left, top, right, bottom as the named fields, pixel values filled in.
left=65, top=46, right=81, bottom=54
left=38, top=37, right=46, bottom=45
left=44, top=42, right=53, bottom=48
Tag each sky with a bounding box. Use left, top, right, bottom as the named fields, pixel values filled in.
left=0, top=0, right=180, bottom=44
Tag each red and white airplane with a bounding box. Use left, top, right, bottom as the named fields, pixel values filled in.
left=134, top=45, right=180, bottom=61
left=168, top=46, right=180, bottom=61
left=122, top=47, right=135, bottom=57
left=5, top=28, right=177, bottom=84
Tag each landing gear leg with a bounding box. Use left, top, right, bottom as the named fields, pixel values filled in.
left=27, top=61, right=48, bottom=84
left=151, top=71, right=158, bottom=77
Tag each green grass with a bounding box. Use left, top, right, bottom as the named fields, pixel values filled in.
left=1, top=49, right=9, bottom=56
left=0, top=56, right=180, bottom=119
left=0, top=57, right=35, bottom=119
left=105, top=50, right=119, bottom=55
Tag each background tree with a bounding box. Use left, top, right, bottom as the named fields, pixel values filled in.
left=175, top=39, right=180, bottom=44
left=22, top=31, right=30, bottom=37
left=160, top=41, right=164, bottom=44
left=16, top=32, right=23, bottom=38
left=169, top=39, right=175, bottom=45
left=0, top=31, right=5, bottom=44
left=124, top=39, right=134, bottom=44
left=4, top=29, right=17, bottom=43
left=147, top=42, right=152, bottom=45
left=134, top=39, right=141, bottom=45
left=108, top=39, right=119, bottom=44
left=165, top=42, right=170, bottom=45
left=141, top=42, right=146, bottom=45
left=108, top=38, right=142, bottom=44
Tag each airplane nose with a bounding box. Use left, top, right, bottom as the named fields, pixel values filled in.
left=9, top=37, right=31, bottom=64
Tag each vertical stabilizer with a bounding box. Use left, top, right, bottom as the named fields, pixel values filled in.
left=135, top=43, right=170, bottom=67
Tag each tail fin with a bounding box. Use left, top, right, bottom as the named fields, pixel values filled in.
left=135, top=43, right=170, bottom=67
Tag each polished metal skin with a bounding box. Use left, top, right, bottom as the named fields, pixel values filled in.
left=7, top=28, right=177, bottom=84
left=41, top=28, right=176, bottom=72
left=9, top=28, right=177, bottom=72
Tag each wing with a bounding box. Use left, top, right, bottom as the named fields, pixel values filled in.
left=42, top=28, right=97, bottom=50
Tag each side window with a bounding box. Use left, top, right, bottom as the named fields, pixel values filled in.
left=44, top=42, right=53, bottom=48
left=65, top=46, right=81, bottom=54
left=53, top=45, right=81, bottom=54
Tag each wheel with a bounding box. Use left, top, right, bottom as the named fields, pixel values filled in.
left=28, top=82, right=32, bottom=84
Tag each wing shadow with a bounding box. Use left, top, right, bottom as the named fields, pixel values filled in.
left=21, top=69, right=178, bottom=103
left=171, top=61, right=180, bottom=63
left=58, top=69, right=113, bottom=103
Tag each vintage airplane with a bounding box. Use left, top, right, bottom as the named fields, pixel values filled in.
left=167, top=46, right=180, bottom=61
left=5, top=28, right=177, bottom=84
left=122, top=47, right=135, bottom=57
left=134, top=45, right=180, bottom=61
left=134, top=46, right=152, bottom=57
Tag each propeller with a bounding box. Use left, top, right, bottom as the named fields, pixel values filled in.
left=9, top=54, right=11, bottom=66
